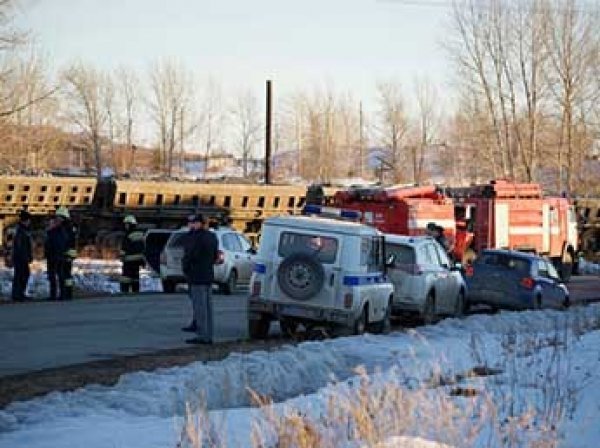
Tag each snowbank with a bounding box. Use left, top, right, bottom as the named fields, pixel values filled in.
left=578, top=258, right=600, bottom=275
left=0, top=305, right=599, bottom=447
left=0, top=258, right=162, bottom=300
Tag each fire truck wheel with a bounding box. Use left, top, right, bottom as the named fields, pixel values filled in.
left=422, top=292, right=437, bottom=325
left=277, top=253, right=325, bottom=301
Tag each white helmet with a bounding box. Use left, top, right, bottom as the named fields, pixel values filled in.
left=123, top=215, right=137, bottom=225
left=56, top=207, right=70, bottom=219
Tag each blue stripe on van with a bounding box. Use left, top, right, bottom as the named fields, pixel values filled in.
left=343, top=274, right=385, bottom=286
left=254, top=263, right=266, bottom=274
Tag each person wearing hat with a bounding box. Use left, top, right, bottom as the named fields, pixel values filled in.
left=55, top=207, right=77, bottom=300
left=425, top=222, right=450, bottom=254
left=181, top=213, right=219, bottom=344
left=11, top=209, right=33, bottom=301
left=119, top=215, right=145, bottom=294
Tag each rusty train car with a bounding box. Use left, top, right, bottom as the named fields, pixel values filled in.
left=0, top=175, right=333, bottom=257
left=574, top=198, right=600, bottom=263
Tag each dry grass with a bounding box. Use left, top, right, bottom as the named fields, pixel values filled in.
left=177, top=309, right=600, bottom=448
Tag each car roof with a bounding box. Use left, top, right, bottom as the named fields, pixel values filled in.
left=383, top=234, right=436, bottom=246
left=264, top=215, right=380, bottom=237
left=170, top=226, right=238, bottom=236
left=480, top=249, right=538, bottom=261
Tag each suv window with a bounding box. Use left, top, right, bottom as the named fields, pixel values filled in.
left=425, top=244, right=442, bottom=266
left=432, top=244, right=451, bottom=268
left=238, top=234, right=252, bottom=252
left=361, top=237, right=384, bottom=272
left=386, top=243, right=415, bottom=266
left=222, top=233, right=242, bottom=252
left=168, top=232, right=188, bottom=248
left=278, top=232, right=338, bottom=263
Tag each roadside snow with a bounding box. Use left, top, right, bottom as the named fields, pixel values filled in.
left=1, top=305, right=599, bottom=447
left=578, top=258, right=600, bottom=275
left=0, top=258, right=162, bottom=300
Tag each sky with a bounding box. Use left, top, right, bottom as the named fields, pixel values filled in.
left=15, top=0, right=455, bottom=148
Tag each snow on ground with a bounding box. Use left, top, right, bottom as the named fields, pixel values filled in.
left=0, top=258, right=162, bottom=300
left=1, top=305, right=599, bottom=447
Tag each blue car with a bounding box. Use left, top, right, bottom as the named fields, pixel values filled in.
left=465, top=249, right=570, bottom=310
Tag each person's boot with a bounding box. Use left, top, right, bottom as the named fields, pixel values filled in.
left=181, top=321, right=197, bottom=332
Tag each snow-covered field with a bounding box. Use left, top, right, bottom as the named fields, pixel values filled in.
left=1, top=305, right=599, bottom=447
left=0, top=259, right=162, bottom=299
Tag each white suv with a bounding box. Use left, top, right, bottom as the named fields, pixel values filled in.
left=160, top=227, right=256, bottom=294
left=384, top=234, right=466, bottom=323
left=248, top=211, right=395, bottom=339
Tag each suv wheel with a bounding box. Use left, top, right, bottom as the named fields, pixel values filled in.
left=222, top=270, right=237, bottom=295
left=423, top=292, right=437, bottom=325
left=162, top=279, right=176, bottom=294
left=371, top=299, right=392, bottom=334
left=454, top=289, right=466, bottom=317
left=277, top=253, right=325, bottom=301
left=280, top=318, right=299, bottom=336
left=249, top=315, right=270, bottom=339
left=353, top=306, right=368, bottom=335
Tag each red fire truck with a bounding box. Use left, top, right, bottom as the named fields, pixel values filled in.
left=334, top=180, right=579, bottom=280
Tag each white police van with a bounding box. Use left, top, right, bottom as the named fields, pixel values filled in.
left=247, top=205, right=395, bottom=339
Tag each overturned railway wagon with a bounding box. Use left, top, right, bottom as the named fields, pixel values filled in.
left=0, top=175, right=334, bottom=257
left=574, top=198, right=600, bottom=263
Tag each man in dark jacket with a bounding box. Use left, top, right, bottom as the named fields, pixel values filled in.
left=55, top=207, right=76, bottom=300
left=119, top=215, right=145, bottom=294
left=44, top=216, right=67, bottom=300
left=11, top=210, right=33, bottom=301
left=182, top=214, right=219, bottom=344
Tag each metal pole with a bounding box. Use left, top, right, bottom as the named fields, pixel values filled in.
left=265, top=80, right=272, bottom=185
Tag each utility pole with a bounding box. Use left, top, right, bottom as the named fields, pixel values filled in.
left=265, top=80, right=272, bottom=185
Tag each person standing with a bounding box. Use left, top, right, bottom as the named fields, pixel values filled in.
left=44, top=216, right=67, bottom=300
left=182, top=214, right=219, bottom=344
left=56, top=207, right=76, bottom=300
left=119, top=215, right=145, bottom=294
left=11, top=210, right=33, bottom=301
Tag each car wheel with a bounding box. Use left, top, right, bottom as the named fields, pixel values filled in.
left=222, top=270, right=237, bottom=295
left=249, top=315, right=270, bottom=339
left=371, top=299, right=392, bottom=334
left=422, top=292, right=437, bottom=325
left=353, top=306, right=368, bottom=335
left=533, top=294, right=542, bottom=310
left=162, top=279, right=176, bottom=294
left=280, top=318, right=299, bottom=336
left=454, top=289, right=466, bottom=317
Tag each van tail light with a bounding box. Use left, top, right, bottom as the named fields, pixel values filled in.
left=252, top=281, right=261, bottom=297
left=160, top=252, right=167, bottom=265
left=465, top=265, right=474, bottom=277
left=520, top=277, right=535, bottom=290
left=215, top=250, right=225, bottom=265
left=344, top=292, right=353, bottom=309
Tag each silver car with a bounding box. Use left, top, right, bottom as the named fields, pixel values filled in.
left=384, top=234, right=466, bottom=323
left=160, top=227, right=256, bottom=294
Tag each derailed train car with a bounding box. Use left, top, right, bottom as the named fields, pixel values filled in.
left=0, top=175, right=330, bottom=258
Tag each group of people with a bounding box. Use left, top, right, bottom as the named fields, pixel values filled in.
left=11, top=207, right=76, bottom=301
left=10, top=209, right=145, bottom=301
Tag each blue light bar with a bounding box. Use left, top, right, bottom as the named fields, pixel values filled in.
left=301, top=205, right=362, bottom=221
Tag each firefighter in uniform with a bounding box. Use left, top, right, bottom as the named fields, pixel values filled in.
left=120, top=215, right=145, bottom=293
left=56, top=207, right=77, bottom=300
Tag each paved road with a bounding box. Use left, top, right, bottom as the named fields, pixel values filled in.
left=0, top=291, right=251, bottom=377
left=1, top=276, right=598, bottom=378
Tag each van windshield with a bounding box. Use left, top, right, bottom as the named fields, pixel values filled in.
left=278, top=232, right=338, bottom=263
left=386, top=243, right=416, bottom=266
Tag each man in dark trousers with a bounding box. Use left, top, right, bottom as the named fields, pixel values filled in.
left=44, top=215, right=67, bottom=300
left=119, top=215, right=145, bottom=294
left=11, top=210, right=33, bottom=301
left=182, top=214, right=219, bottom=344
left=56, top=207, right=76, bottom=300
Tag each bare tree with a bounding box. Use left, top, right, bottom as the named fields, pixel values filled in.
left=116, top=66, right=138, bottom=171
left=375, top=80, right=409, bottom=183
left=62, top=62, right=108, bottom=178
left=413, top=78, right=439, bottom=184
left=198, top=77, right=224, bottom=177
left=230, top=89, right=262, bottom=178
left=148, top=60, right=192, bottom=177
